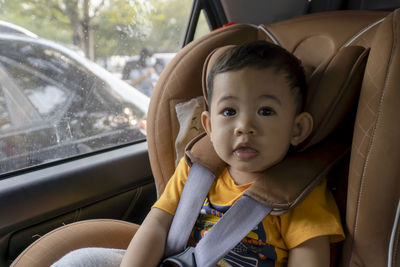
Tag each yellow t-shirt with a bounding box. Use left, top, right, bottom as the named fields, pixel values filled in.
left=153, top=158, right=345, bottom=266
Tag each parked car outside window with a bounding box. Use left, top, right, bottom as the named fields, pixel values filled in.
left=0, top=34, right=149, bottom=176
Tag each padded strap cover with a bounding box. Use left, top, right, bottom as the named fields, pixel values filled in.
left=185, top=133, right=349, bottom=215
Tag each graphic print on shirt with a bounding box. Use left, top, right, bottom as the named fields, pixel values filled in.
left=189, top=197, right=277, bottom=267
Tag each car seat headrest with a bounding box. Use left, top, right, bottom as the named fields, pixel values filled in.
left=201, top=44, right=369, bottom=151
left=183, top=42, right=369, bottom=214
left=302, top=45, right=370, bottom=150
left=148, top=12, right=389, bottom=214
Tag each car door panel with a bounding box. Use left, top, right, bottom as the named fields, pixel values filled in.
left=0, top=141, right=156, bottom=266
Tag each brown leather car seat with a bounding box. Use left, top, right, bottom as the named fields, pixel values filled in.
left=148, top=10, right=399, bottom=267
left=11, top=10, right=399, bottom=267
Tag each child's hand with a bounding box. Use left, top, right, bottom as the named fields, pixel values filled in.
left=288, top=236, right=330, bottom=267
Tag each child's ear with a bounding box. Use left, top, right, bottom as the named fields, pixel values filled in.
left=201, top=111, right=212, bottom=135
left=290, top=112, right=313, bottom=146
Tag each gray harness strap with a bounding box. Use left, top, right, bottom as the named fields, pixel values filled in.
left=163, top=163, right=272, bottom=266
left=164, top=163, right=215, bottom=257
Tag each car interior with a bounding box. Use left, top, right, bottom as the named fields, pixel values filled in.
left=1, top=0, right=400, bottom=266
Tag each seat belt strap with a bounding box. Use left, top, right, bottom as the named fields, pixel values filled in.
left=164, top=163, right=215, bottom=257
left=194, top=195, right=272, bottom=267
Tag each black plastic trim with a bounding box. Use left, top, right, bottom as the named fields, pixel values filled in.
left=183, top=0, right=227, bottom=46
left=183, top=0, right=201, bottom=45
left=203, top=0, right=228, bottom=29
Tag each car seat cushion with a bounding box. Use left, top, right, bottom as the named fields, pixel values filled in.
left=174, top=96, right=206, bottom=166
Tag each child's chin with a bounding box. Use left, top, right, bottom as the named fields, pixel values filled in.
left=231, top=162, right=269, bottom=173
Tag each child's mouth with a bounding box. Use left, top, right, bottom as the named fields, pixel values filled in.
left=233, top=145, right=259, bottom=160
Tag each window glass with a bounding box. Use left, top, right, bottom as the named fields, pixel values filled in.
left=2, top=55, right=70, bottom=117
left=194, top=10, right=211, bottom=40
left=0, top=84, right=10, bottom=130
left=0, top=0, right=193, bottom=175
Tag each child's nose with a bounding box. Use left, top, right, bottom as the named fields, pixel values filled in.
left=234, top=118, right=256, bottom=136
left=234, top=127, right=255, bottom=136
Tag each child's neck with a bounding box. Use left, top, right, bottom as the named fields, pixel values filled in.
left=227, top=166, right=261, bottom=186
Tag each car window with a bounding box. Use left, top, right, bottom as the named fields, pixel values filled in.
left=194, top=10, right=211, bottom=40
left=0, top=0, right=200, bottom=176
left=1, top=53, right=71, bottom=118
left=0, top=85, right=10, bottom=130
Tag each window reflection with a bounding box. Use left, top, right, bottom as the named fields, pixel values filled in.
left=0, top=86, right=10, bottom=130
left=0, top=39, right=147, bottom=175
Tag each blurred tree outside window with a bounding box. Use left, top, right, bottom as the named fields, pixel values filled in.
left=0, top=0, right=204, bottom=61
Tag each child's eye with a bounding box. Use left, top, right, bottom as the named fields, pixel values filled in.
left=258, top=107, right=275, bottom=116
left=222, top=108, right=236, bottom=117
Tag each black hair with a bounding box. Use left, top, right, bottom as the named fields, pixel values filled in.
left=207, top=40, right=307, bottom=113
left=139, top=47, right=153, bottom=67
left=140, top=47, right=153, bottom=58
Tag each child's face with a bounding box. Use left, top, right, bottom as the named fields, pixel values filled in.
left=201, top=67, right=312, bottom=176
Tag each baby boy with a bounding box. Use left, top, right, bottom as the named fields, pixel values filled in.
left=121, top=40, right=344, bottom=266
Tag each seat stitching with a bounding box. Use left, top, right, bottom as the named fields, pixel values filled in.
left=349, top=11, right=397, bottom=266
left=393, top=213, right=400, bottom=267
left=343, top=18, right=385, bottom=47
left=257, top=25, right=280, bottom=45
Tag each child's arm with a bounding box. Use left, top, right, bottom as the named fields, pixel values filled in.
left=287, top=236, right=330, bottom=267
left=120, top=208, right=173, bottom=267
